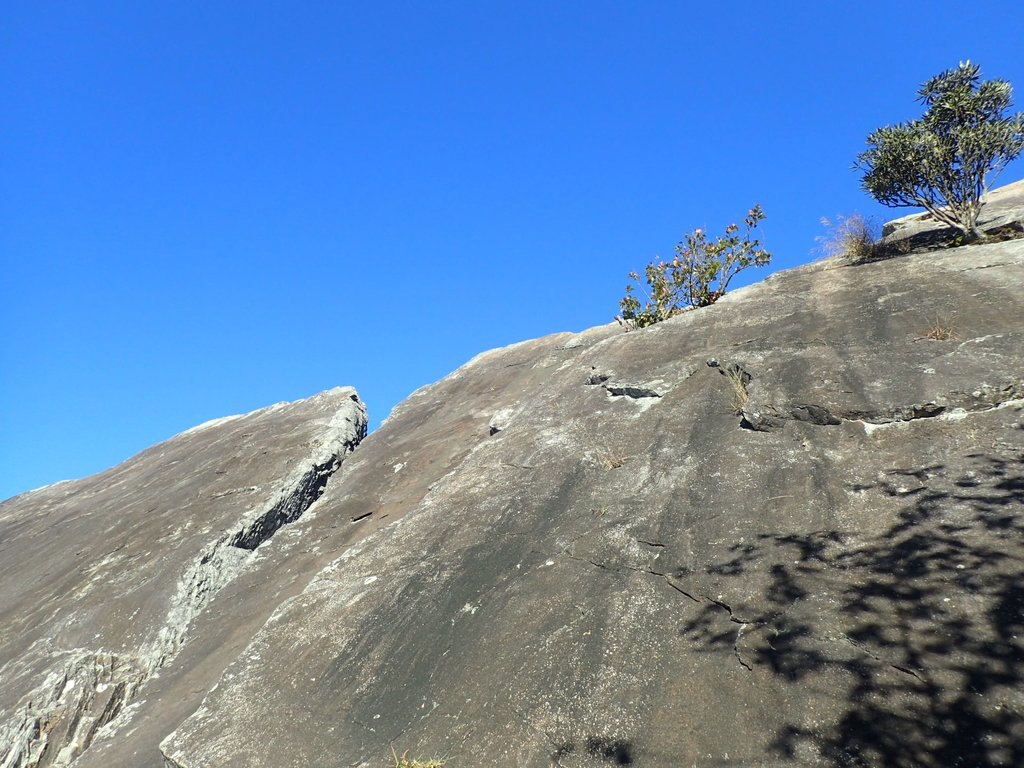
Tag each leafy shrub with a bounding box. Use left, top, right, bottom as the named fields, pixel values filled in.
left=816, top=213, right=879, bottom=261
left=617, top=206, right=771, bottom=329
left=856, top=61, right=1024, bottom=242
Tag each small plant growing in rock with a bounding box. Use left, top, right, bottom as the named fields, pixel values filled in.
left=723, top=367, right=751, bottom=415
left=915, top=313, right=959, bottom=341
left=816, top=213, right=879, bottom=262
left=617, top=206, right=771, bottom=329
left=598, top=450, right=628, bottom=470
left=709, top=360, right=752, bottom=416
left=390, top=747, right=447, bottom=768
left=857, top=61, right=1024, bottom=242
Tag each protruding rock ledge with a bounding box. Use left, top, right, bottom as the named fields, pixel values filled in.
left=0, top=387, right=366, bottom=768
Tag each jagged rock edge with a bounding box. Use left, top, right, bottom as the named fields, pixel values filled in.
left=157, top=423, right=510, bottom=764
left=0, top=653, right=148, bottom=768
left=704, top=352, right=1024, bottom=433
left=740, top=390, right=1024, bottom=432
left=0, top=419, right=365, bottom=768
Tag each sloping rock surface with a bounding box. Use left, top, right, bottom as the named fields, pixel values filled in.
left=882, top=177, right=1024, bottom=247
left=2, top=190, right=1024, bottom=768
left=0, top=388, right=366, bottom=768
left=163, top=237, right=1023, bottom=767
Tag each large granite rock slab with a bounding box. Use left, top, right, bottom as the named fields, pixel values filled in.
left=3, top=183, right=1024, bottom=768
left=163, top=238, right=1024, bottom=767
left=0, top=388, right=366, bottom=768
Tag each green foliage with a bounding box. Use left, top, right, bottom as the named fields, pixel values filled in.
left=617, top=206, right=771, bottom=329
left=857, top=61, right=1024, bottom=242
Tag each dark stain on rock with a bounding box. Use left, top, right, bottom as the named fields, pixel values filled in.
left=230, top=456, right=343, bottom=551
left=586, top=736, right=634, bottom=765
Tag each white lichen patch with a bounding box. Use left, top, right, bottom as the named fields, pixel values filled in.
left=177, top=413, right=244, bottom=437
left=863, top=420, right=908, bottom=436
left=488, top=406, right=517, bottom=434
left=629, top=396, right=660, bottom=414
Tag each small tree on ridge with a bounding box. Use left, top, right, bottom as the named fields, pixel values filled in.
left=618, top=206, right=771, bottom=329
left=856, top=61, right=1024, bottom=242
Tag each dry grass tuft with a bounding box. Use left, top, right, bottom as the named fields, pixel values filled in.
left=817, top=213, right=880, bottom=262
left=723, top=367, right=750, bottom=415
left=391, top=748, right=447, bottom=768
left=598, top=451, right=628, bottom=470
left=915, top=314, right=959, bottom=341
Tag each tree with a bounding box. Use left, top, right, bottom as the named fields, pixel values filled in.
left=618, top=206, right=771, bottom=329
left=856, top=61, right=1024, bottom=242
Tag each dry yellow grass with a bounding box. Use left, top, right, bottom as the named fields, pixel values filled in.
left=723, top=366, right=750, bottom=415
left=391, top=748, right=447, bottom=768
left=598, top=450, right=628, bottom=470
left=816, top=213, right=879, bottom=262
left=915, top=314, right=959, bottom=341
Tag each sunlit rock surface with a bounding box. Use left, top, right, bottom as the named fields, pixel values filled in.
left=882, top=178, right=1024, bottom=247
left=0, top=388, right=366, bottom=768
left=2, top=188, right=1023, bottom=768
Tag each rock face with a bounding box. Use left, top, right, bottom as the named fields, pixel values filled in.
left=882, top=177, right=1024, bottom=247
left=0, top=388, right=366, bottom=768
left=2, top=197, right=1024, bottom=768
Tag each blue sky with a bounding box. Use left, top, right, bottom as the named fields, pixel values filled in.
left=2, top=2, right=1023, bottom=500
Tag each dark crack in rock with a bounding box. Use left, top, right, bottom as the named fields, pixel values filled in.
left=0, top=388, right=366, bottom=768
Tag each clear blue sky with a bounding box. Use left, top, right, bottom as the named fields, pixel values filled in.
left=2, top=2, right=1023, bottom=500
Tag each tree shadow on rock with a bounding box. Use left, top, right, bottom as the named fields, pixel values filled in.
left=682, top=451, right=1024, bottom=767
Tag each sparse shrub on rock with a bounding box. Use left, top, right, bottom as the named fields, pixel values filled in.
left=816, top=213, right=880, bottom=262
left=857, top=61, right=1024, bottom=243
left=617, top=205, right=771, bottom=329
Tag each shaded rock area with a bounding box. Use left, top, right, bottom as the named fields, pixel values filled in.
left=880, top=178, right=1024, bottom=252
left=0, top=389, right=366, bottom=768
left=2, top=187, right=1024, bottom=768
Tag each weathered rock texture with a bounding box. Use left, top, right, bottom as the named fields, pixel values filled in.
left=3, top=191, right=1024, bottom=768
left=882, top=177, right=1024, bottom=249
left=0, top=389, right=366, bottom=768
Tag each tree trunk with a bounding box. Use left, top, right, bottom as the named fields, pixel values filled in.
left=963, top=204, right=986, bottom=242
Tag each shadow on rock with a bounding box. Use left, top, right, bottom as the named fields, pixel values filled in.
left=682, top=451, right=1024, bottom=767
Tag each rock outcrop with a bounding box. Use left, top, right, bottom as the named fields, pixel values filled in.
left=161, top=237, right=1024, bottom=768
left=882, top=177, right=1024, bottom=248
left=0, top=389, right=366, bottom=768
left=2, top=190, right=1023, bottom=768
